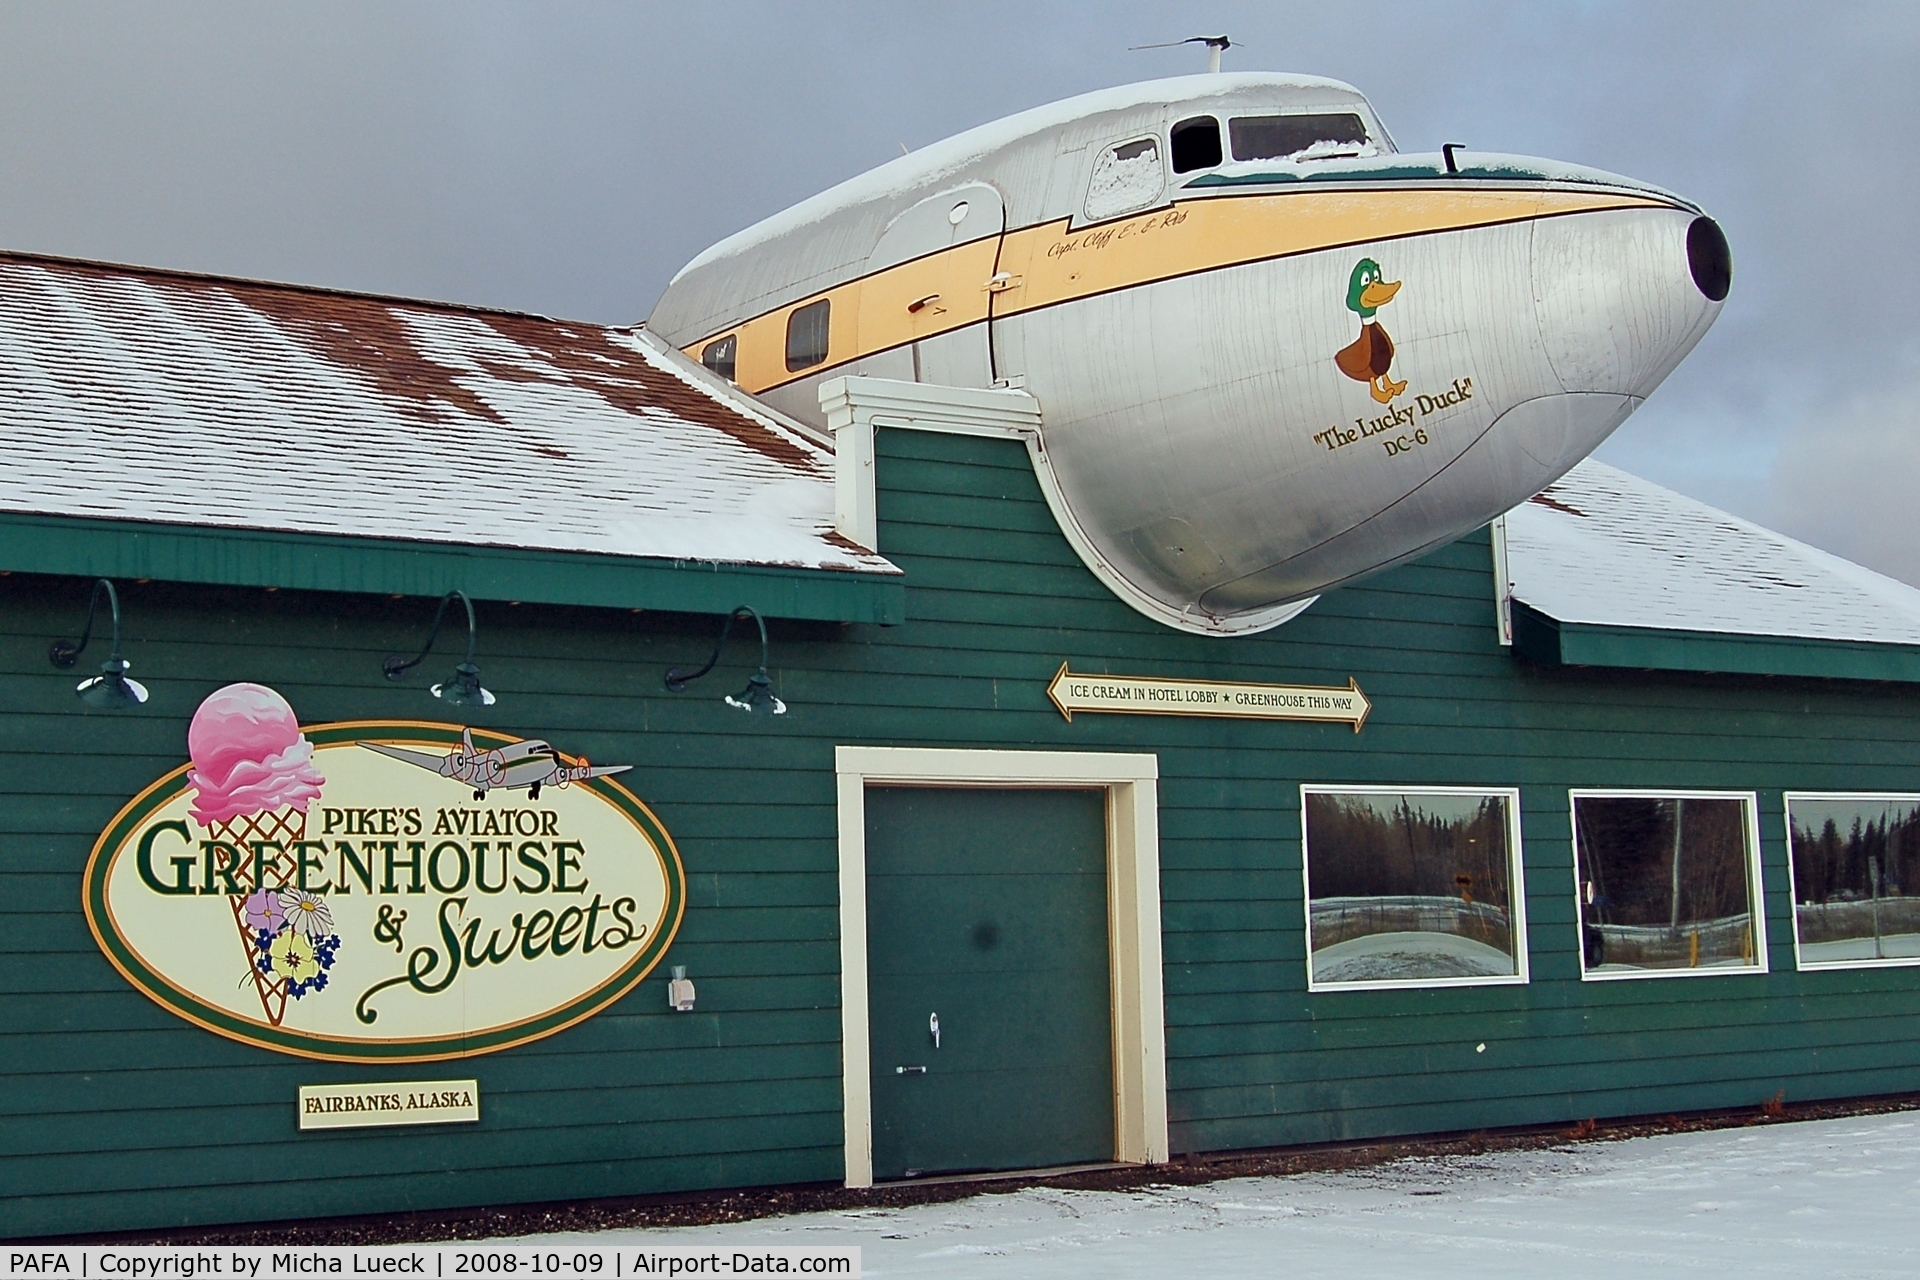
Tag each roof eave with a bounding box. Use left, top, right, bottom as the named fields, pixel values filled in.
left=0, top=511, right=906, bottom=626
left=1511, top=599, right=1920, bottom=683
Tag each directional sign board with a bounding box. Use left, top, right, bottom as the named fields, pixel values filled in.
left=1046, top=663, right=1370, bottom=730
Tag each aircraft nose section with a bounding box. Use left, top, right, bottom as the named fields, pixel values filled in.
left=1529, top=200, right=1728, bottom=403
left=1686, top=215, right=1733, bottom=302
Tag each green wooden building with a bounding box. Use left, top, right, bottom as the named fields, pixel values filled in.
left=5, top=253, right=1920, bottom=1237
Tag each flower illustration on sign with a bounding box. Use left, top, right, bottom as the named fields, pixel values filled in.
left=1334, top=258, right=1409, bottom=404
left=242, top=888, right=285, bottom=935
left=187, top=683, right=339, bottom=1024
left=269, top=930, right=319, bottom=983
left=280, top=889, right=335, bottom=939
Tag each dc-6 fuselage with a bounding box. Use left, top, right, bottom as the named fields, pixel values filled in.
left=650, top=73, right=1730, bottom=633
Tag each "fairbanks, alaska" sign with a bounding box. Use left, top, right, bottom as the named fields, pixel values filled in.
left=83, top=683, right=685, bottom=1062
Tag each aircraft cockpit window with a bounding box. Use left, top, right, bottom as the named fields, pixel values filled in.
left=701, top=334, right=737, bottom=382
left=785, top=299, right=831, bottom=373
left=1170, top=116, right=1223, bottom=174
left=1229, top=113, right=1372, bottom=163
left=1085, top=136, right=1165, bottom=222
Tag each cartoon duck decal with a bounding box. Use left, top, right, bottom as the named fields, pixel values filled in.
left=1335, top=258, right=1408, bottom=404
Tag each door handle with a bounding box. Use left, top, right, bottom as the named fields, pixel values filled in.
left=895, top=1065, right=927, bottom=1075
left=929, top=1012, right=940, bottom=1049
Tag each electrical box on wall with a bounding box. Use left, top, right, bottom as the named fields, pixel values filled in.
left=668, top=965, right=696, bottom=1012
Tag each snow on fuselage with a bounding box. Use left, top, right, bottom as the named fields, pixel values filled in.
left=649, top=73, right=1729, bottom=634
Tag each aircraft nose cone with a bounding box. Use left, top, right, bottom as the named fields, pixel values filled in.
left=1687, top=215, right=1733, bottom=302
left=1529, top=200, right=1726, bottom=406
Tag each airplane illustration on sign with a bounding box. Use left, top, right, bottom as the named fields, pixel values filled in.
left=362, top=729, right=631, bottom=800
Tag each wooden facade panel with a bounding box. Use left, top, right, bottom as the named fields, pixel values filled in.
left=1169, top=1009, right=1920, bottom=1103
left=0, top=1109, right=845, bottom=1204
left=3, top=1076, right=845, bottom=1163
left=6, top=426, right=1920, bottom=1235
left=0, top=1041, right=842, bottom=1119
left=0, top=1143, right=840, bottom=1244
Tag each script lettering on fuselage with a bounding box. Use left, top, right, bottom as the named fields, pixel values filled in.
left=1314, top=376, right=1476, bottom=457
left=1044, top=207, right=1189, bottom=260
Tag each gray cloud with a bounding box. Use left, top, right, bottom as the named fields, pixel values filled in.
left=0, top=1, right=1913, bottom=580
left=1767, top=343, right=1920, bottom=576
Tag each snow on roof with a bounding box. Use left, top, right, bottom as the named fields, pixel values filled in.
left=0, top=253, right=895, bottom=575
left=672, top=72, right=1370, bottom=281
left=1505, top=459, right=1920, bottom=645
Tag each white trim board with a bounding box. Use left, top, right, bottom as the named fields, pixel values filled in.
left=834, top=745, right=1167, bottom=1188
left=1489, top=512, right=1514, bottom=646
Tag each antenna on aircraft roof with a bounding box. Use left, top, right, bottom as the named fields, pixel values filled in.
left=1129, top=34, right=1236, bottom=74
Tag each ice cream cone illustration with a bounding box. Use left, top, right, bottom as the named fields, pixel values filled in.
left=186, top=683, right=332, bottom=1026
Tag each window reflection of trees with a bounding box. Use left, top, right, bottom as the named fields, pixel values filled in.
left=1789, top=798, right=1920, bottom=964
left=1574, top=796, right=1757, bottom=972
left=1304, top=792, right=1517, bottom=983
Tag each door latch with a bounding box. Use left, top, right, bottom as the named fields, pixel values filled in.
left=983, top=272, right=1023, bottom=293
left=894, top=1065, right=927, bottom=1075
left=929, top=1011, right=941, bottom=1049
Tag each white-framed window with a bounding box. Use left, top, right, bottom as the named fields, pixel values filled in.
left=1784, top=793, right=1920, bottom=971
left=1228, top=112, right=1375, bottom=163
left=1570, top=790, right=1766, bottom=981
left=1300, top=785, right=1528, bottom=991
left=700, top=333, right=737, bottom=382
left=785, top=298, right=830, bottom=372
left=1084, top=136, right=1166, bottom=222
left=1169, top=115, right=1222, bottom=174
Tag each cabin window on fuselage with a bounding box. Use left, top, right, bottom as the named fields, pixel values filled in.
left=1085, top=136, right=1165, bottom=222
left=1170, top=115, right=1222, bottom=173
left=700, top=334, right=737, bottom=382
left=785, top=299, right=830, bottom=372
left=1229, top=112, right=1370, bottom=162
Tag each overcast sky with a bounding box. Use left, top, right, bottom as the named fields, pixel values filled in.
left=2, top=2, right=1915, bottom=583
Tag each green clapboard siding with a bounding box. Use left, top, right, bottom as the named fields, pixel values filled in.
left=6, top=426, right=1920, bottom=1236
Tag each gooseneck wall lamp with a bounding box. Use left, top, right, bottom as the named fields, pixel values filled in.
left=383, top=590, right=496, bottom=707
left=665, top=606, right=787, bottom=716
left=49, top=578, right=150, bottom=708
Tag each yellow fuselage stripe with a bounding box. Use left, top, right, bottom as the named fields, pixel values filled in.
left=693, top=186, right=1672, bottom=395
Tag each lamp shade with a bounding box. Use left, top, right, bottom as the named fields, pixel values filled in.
left=50, top=580, right=147, bottom=712
left=77, top=657, right=149, bottom=709
left=387, top=592, right=497, bottom=708
left=432, top=662, right=496, bottom=708
left=724, top=670, right=787, bottom=716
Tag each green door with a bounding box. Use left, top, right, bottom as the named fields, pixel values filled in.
left=865, top=786, right=1114, bottom=1179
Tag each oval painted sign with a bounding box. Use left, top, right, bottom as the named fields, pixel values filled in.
left=83, top=684, right=684, bottom=1062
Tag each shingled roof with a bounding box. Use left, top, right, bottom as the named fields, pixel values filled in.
left=1506, top=460, right=1920, bottom=644
left=0, top=252, right=893, bottom=578
left=1502, top=460, right=1920, bottom=680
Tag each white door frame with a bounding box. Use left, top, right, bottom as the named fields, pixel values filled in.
left=835, top=745, right=1167, bottom=1187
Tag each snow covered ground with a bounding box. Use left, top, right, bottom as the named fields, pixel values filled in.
left=511, top=1111, right=1920, bottom=1278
